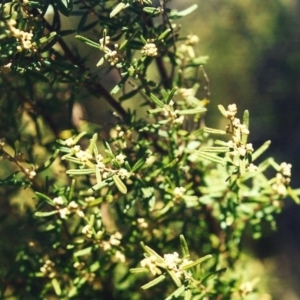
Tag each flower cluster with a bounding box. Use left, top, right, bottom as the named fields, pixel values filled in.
left=163, top=100, right=184, bottom=124
left=40, top=259, right=56, bottom=278
left=140, top=251, right=192, bottom=279
left=223, top=104, right=253, bottom=161
left=99, top=35, right=121, bottom=66
left=271, top=162, right=292, bottom=196
left=99, top=231, right=122, bottom=250
left=178, top=34, right=200, bottom=59
left=141, top=39, right=158, bottom=57
left=53, top=196, right=85, bottom=219
left=25, top=167, right=37, bottom=179
left=6, top=19, right=35, bottom=52
left=61, top=134, right=131, bottom=195
left=173, top=186, right=186, bottom=203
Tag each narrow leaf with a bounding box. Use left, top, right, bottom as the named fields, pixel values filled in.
left=35, top=211, right=58, bottom=217
left=165, top=285, right=185, bottom=300
left=180, top=254, right=212, bottom=270
left=180, top=235, right=190, bottom=259
left=141, top=243, right=164, bottom=262
left=199, top=146, right=229, bottom=153
left=113, top=175, right=127, bottom=194
left=51, top=278, right=62, bottom=296
left=196, top=151, right=225, bottom=165
left=35, top=192, right=55, bottom=206
left=141, top=274, right=166, bottom=290
left=252, top=140, right=271, bottom=161
left=36, top=149, right=59, bottom=172
left=242, top=109, right=250, bottom=145
left=54, top=0, right=73, bottom=16
left=217, top=104, right=228, bottom=118
left=143, top=7, right=161, bottom=15
left=203, top=127, right=227, bottom=135
left=177, top=107, right=207, bottom=115
left=184, top=289, right=192, bottom=300
left=130, top=267, right=149, bottom=273
left=75, top=35, right=99, bottom=49
left=157, top=28, right=171, bottom=41
left=110, top=3, right=129, bottom=18
left=77, top=11, right=89, bottom=32
left=66, top=169, right=96, bottom=175
left=149, top=93, right=165, bottom=108
left=287, top=186, right=300, bottom=204
left=74, top=246, right=92, bottom=257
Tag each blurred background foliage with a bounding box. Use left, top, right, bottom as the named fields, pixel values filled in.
left=181, top=0, right=300, bottom=298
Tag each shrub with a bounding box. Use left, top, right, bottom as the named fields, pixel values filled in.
left=0, top=0, right=299, bottom=299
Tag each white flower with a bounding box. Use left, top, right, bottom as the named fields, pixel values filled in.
left=163, top=252, right=181, bottom=270
left=186, top=34, right=199, bottom=45
left=140, top=255, right=161, bottom=275
left=58, top=207, right=70, bottom=219
left=137, top=218, right=148, bottom=229
left=82, top=224, right=92, bottom=236
left=65, top=138, right=75, bottom=147
left=173, top=187, right=186, bottom=198
left=116, top=153, right=126, bottom=165
left=227, top=104, right=237, bottom=118
left=113, top=250, right=126, bottom=263
left=118, top=168, right=129, bottom=179
left=141, top=40, right=158, bottom=57
left=279, top=162, right=292, bottom=177
left=53, top=196, right=64, bottom=206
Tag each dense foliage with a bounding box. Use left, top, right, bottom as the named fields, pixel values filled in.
left=0, top=0, right=299, bottom=299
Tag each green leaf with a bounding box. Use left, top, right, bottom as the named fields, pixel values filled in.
left=165, top=285, right=185, bottom=300
left=157, top=28, right=171, bottom=41
left=149, top=93, right=165, bottom=108
left=143, top=7, right=162, bottom=15
left=110, top=2, right=129, bottom=18
left=54, top=0, right=73, bottom=16
left=77, top=11, right=89, bottom=32
left=51, top=278, right=62, bottom=296
left=75, top=35, right=100, bottom=49
left=218, top=104, right=228, bottom=118
left=35, top=211, right=58, bottom=217
left=35, top=192, right=55, bottom=206
left=113, top=175, right=127, bottom=194
left=119, top=88, right=140, bottom=102
left=111, top=74, right=129, bottom=94
left=180, top=254, right=212, bottom=270
left=66, top=169, right=96, bottom=175
left=131, top=157, right=146, bottom=172
left=141, top=274, right=166, bottom=290
left=239, top=157, right=246, bottom=177
left=170, top=4, right=198, bottom=19
left=195, top=151, right=225, bottom=165
left=203, top=127, right=227, bottom=135
left=166, top=87, right=177, bottom=103
left=201, top=267, right=227, bottom=283
left=141, top=243, right=164, bottom=263
left=287, top=186, right=300, bottom=204
left=188, top=56, right=209, bottom=66
left=242, top=110, right=249, bottom=145
left=199, top=146, right=229, bottom=153
left=179, top=235, right=190, bottom=259
left=26, top=70, right=49, bottom=83
left=36, top=149, right=59, bottom=173
left=74, top=246, right=92, bottom=257
left=252, top=140, right=271, bottom=161
left=130, top=267, right=149, bottom=273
